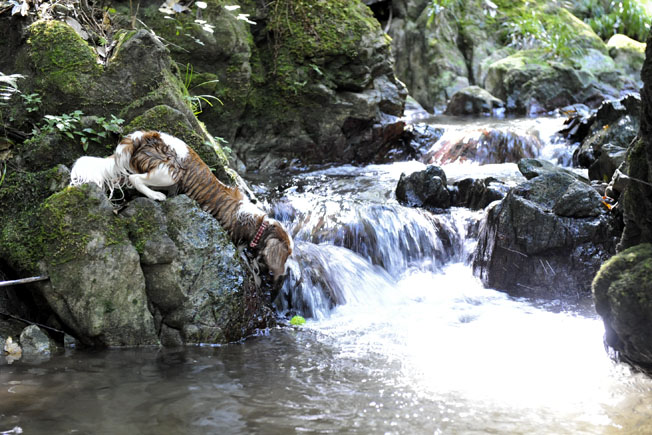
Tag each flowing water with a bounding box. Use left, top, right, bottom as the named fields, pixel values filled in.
left=3, top=116, right=652, bottom=434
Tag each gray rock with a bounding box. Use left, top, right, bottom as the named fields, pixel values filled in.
left=396, top=165, right=451, bottom=209
left=39, top=184, right=159, bottom=347
left=19, top=325, right=52, bottom=356
left=444, top=86, right=504, bottom=116
left=473, top=171, right=618, bottom=299
left=140, top=195, right=274, bottom=345
left=451, top=177, right=508, bottom=210
left=518, top=158, right=588, bottom=182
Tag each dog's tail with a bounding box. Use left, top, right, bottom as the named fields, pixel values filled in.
left=70, top=148, right=131, bottom=197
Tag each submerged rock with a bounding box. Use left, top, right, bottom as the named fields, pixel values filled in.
left=593, top=244, right=652, bottom=373
left=473, top=163, right=619, bottom=299
left=424, top=128, right=542, bottom=165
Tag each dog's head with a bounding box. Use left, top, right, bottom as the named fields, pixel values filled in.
left=261, top=219, right=293, bottom=282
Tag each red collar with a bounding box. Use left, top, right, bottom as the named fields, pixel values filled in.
left=249, top=221, right=269, bottom=248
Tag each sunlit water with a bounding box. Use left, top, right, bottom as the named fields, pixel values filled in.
left=3, top=117, right=652, bottom=434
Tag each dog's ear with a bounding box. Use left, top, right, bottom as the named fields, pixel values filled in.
left=262, top=237, right=291, bottom=282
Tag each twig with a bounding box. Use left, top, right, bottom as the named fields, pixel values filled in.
left=0, top=310, right=64, bottom=334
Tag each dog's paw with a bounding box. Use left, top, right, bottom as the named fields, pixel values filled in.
left=149, top=191, right=167, bottom=201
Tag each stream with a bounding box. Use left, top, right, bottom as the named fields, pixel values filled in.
left=3, top=115, right=652, bottom=434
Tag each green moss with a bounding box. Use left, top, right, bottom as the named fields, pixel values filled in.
left=268, top=0, right=378, bottom=61
left=26, top=20, right=102, bottom=103
left=40, top=185, right=129, bottom=265
left=594, top=244, right=652, bottom=309
left=0, top=166, right=70, bottom=272
left=122, top=210, right=159, bottom=255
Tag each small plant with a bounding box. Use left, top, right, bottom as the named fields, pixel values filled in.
left=35, top=110, right=124, bottom=151
left=587, top=0, right=651, bottom=42
left=21, top=92, right=41, bottom=113
left=182, top=63, right=222, bottom=116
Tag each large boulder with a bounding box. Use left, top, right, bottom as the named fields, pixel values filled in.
left=473, top=163, right=619, bottom=299
left=121, top=196, right=273, bottom=346
left=387, top=0, right=498, bottom=112
left=0, top=13, right=279, bottom=347
left=484, top=50, right=617, bottom=115
left=618, top=33, right=652, bottom=251
left=38, top=184, right=159, bottom=347
left=593, top=244, right=652, bottom=373
left=136, top=0, right=407, bottom=172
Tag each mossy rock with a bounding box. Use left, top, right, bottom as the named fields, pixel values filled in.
left=38, top=183, right=159, bottom=346
left=22, top=20, right=102, bottom=113
left=607, top=34, right=646, bottom=82
left=0, top=165, right=70, bottom=273
left=593, top=243, right=652, bottom=371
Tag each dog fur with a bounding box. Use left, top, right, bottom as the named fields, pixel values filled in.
left=70, top=131, right=293, bottom=281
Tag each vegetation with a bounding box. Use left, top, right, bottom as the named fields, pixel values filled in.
left=568, top=0, right=652, bottom=42
left=429, top=0, right=650, bottom=61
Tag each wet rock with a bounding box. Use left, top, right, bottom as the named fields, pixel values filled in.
left=518, top=158, right=588, bottom=182
left=125, top=195, right=274, bottom=345
left=444, top=86, right=504, bottom=116
left=559, top=94, right=641, bottom=146
left=403, top=124, right=446, bottom=159
left=396, top=165, right=450, bottom=210
left=451, top=177, right=508, bottom=210
left=19, top=325, right=52, bottom=356
left=425, top=128, right=542, bottom=165
left=573, top=107, right=640, bottom=183
left=618, top=34, right=652, bottom=250
left=593, top=244, right=652, bottom=373
left=473, top=169, right=619, bottom=299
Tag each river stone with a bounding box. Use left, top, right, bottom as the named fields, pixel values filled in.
left=451, top=177, right=508, bottom=210
left=138, top=195, right=274, bottom=345
left=473, top=170, right=618, bottom=299
left=593, top=244, right=652, bottom=373
left=444, top=86, right=504, bottom=116
left=518, top=158, right=588, bottom=182
left=39, top=184, right=159, bottom=347
left=573, top=106, right=640, bottom=183
left=19, top=325, right=52, bottom=356
left=396, top=165, right=450, bottom=210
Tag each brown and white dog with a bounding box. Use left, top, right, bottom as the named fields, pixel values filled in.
left=70, top=130, right=293, bottom=281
